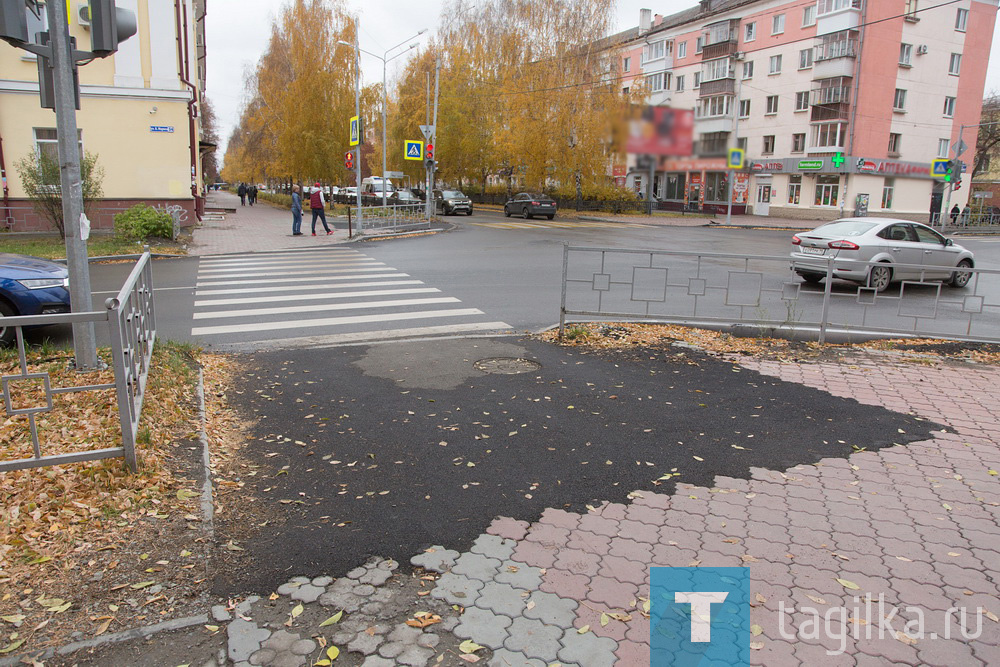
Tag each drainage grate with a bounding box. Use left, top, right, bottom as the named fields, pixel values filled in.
left=474, top=357, right=542, bottom=375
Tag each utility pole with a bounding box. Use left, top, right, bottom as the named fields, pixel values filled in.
left=47, top=0, right=99, bottom=370
left=354, top=27, right=362, bottom=225
left=425, top=71, right=431, bottom=220
left=726, top=65, right=743, bottom=225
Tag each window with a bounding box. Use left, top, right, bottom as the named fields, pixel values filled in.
left=766, top=95, right=779, bottom=114
left=819, top=0, right=861, bottom=13
left=949, top=53, right=961, bottom=76
left=881, top=178, right=895, bottom=209
left=795, top=91, right=810, bottom=111
left=678, top=41, right=687, bottom=58
left=696, top=36, right=704, bottom=53
left=772, top=14, right=785, bottom=34
left=788, top=175, right=802, bottom=203
left=799, top=48, right=813, bottom=69
left=812, top=122, right=847, bottom=148
left=737, top=137, right=748, bottom=152
left=899, top=43, right=912, bottom=66
left=622, top=86, right=630, bottom=95
left=664, top=173, right=686, bottom=200
left=742, top=61, right=754, bottom=79
left=815, top=175, right=840, bottom=207
left=893, top=89, right=907, bottom=111
left=706, top=22, right=733, bottom=45
left=944, top=96, right=956, bottom=117
left=643, top=40, right=665, bottom=62
left=769, top=54, right=782, bottom=74
left=739, top=99, right=750, bottom=118
left=905, top=0, right=918, bottom=18
left=694, top=72, right=702, bottom=88
left=704, top=172, right=729, bottom=202
left=888, top=133, right=901, bottom=155
left=803, top=5, right=817, bottom=27
left=938, top=138, right=950, bottom=158
left=815, top=30, right=857, bottom=60
left=792, top=133, right=806, bottom=152
left=623, top=57, right=630, bottom=72
left=763, top=135, right=776, bottom=154
left=697, top=95, right=732, bottom=118
left=646, top=72, right=664, bottom=92
left=34, top=128, right=83, bottom=186
left=956, top=8, right=968, bottom=31
left=676, top=75, right=685, bottom=92
left=702, top=57, right=733, bottom=82
left=700, top=132, right=729, bottom=154
left=745, top=22, right=756, bottom=42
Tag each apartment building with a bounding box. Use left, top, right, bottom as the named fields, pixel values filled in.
left=619, top=0, right=997, bottom=221
left=0, top=0, right=208, bottom=233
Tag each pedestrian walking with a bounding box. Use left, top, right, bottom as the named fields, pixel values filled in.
left=238, top=183, right=247, bottom=207
left=249, top=185, right=257, bottom=206
left=961, top=206, right=971, bottom=226
left=291, top=185, right=303, bottom=236
left=950, top=204, right=960, bottom=225
left=310, top=182, right=332, bottom=235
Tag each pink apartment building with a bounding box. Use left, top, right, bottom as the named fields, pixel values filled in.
left=617, top=0, right=997, bottom=221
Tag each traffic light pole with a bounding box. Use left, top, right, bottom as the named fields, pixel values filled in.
left=354, top=31, right=362, bottom=228
left=47, top=0, right=99, bottom=370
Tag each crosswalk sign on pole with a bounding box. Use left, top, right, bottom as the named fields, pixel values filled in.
left=727, top=148, right=745, bottom=170
left=931, top=158, right=950, bottom=178
left=349, top=116, right=360, bottom=147
left=404, top=140, right=424, bottom=160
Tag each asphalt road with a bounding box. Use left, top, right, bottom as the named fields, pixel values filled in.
left=21, top=211, right=1000, bottom=347
left=212, top=335, right=939, bottom=594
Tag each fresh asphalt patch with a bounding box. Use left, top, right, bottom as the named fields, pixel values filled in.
left=213, top=337, right=940, bottom=595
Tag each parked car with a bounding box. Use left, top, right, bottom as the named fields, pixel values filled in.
left=390, top=189, right=423, bottom=205
left=790, top=218, right=975, bottom=293
left=504, top=192, right=557, bottom=220
left=361, top=177, right=396, bottom=204
left=0, top=254, right=72, bottom=345
left=434, top=189, right=473, bottom=216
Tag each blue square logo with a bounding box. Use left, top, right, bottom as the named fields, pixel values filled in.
left=650, top=567, right=753, bottom=666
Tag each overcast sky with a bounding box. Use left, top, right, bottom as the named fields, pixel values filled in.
left=206, top=0, right=1000, bottom=159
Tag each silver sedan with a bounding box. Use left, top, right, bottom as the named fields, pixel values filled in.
left=790, top=218, right=975, bottom=292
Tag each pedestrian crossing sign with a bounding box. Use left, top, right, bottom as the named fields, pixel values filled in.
left=349, top=116, right=360, bottom=147
left=404, top=140, right=424, bottom=160
left=728, top=148, right=745, bottom=169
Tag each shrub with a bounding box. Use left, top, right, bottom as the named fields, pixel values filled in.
left=114, top=204, right=174, bottom=241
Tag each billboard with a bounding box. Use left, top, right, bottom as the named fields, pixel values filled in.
left=626, top=106, right=695, bottom=157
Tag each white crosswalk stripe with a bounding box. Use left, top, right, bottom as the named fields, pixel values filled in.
left=471, top=220, right=651, bottom=230
left=192, top=249, right=511, bottom=347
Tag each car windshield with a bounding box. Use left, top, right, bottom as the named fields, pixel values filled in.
left=443, top=190, right=465, bottom=198
left=813, top=221, right=877, bottom=237
left=526, top=193, right=548, bottom=200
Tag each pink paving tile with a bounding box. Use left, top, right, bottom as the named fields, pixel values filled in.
left=512, top=540, right=559, bottom=569
left=614, top=637, right=649, bottom=665
left=523, top=523, right=571, bottom=547
left=577, top=513, right=621, bottom=537
left=552, top=547, right=603, bottom=577
left=565, top=530, right=612, bottom=556
left=586, top=576, right=639, bottom=611
left=616, top=519, right=660, bottom=545
left=538, top=568, right=590, bottom=599
left=607, top=537, right=654, bottom=564
left=573, top=605, right=628, bottom=641
left=487, top=516, right=530, bottom=541
left=600, top=555, right=649, bottom=587
left=537, top=507, right=580, bottom=531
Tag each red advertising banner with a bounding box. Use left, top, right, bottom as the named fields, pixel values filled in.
left=626, top=106, right=695, bottom=157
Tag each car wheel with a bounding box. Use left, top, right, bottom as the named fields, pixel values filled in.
left=0, top=300, right=17, bottom=346
left=522, top=206, right=532, bottom=219
left=504, top=207, right=511, bottom=217
left=799, top=273, right=823, bottom=285
left=547, top=215, right=555, bottom=220
left=867, top=263, right=893, bottom=293
left=949, top=259, right=974, bottom=288
left=467, top=209, right=473, bottom=216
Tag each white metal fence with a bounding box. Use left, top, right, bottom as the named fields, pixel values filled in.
left=0, top=251, right=156, bottom=472
left=559, top=246, right=1000, bottom=344
left=354, top=203, right=431, bottom=234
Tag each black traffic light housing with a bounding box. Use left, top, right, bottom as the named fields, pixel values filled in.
left=944, top=160, right=955, bottom=183
left=88, top=0, right=137, bottom=57
left=0, top=0, right=29, bottom=45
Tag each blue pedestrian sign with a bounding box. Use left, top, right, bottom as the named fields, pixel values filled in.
left=404, top=140, right=424, bottom=160
left=931, top=158, right=950, bottom=178
left=727, top=148, right=745, bottom=169
left=349, top=116, right=360, bottom=147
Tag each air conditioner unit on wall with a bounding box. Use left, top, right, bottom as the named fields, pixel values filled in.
left=917, top=44, right=928, bottom=55
left=77, top=2, right=91, bottom=28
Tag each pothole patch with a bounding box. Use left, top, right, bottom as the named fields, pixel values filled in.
left=473, top=357, right=542, bottom=375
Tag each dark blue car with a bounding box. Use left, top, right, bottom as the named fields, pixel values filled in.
left=0, top=253, right=72, bottom=344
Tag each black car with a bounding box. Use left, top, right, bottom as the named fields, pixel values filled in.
left=434, top=189, right=473, bottom=216
left=389, top=189, right=424, bottom=206
left=504, top=192, right=557, bottom=220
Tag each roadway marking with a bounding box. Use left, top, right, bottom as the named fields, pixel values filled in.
left=195, top=287, right=441, bottom=307
left=197, top=261, right=383, bottom=275
left=472, top=220, right=651, bottom=230
left=192, top=296, right=461, bottom=320
left=194, top=279, right=424, bottom=297
left=194, top=272, right=411, bottom=288
left=191, top=308, right=486, bottom=336
left=227, top=321, right=513, bottom=349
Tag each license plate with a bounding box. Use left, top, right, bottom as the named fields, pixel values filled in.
left=802, top=247, right=825, bottom=255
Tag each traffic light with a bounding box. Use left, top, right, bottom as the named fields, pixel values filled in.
left=426, top=144, right=434, bottom=160
left=0, top=0, right=29, bottom=46
left=944, top=160, right=955, bottom=183
left=344, top=151, right=354, bottom=170
left=425, top=158, right=435, bottom=170
left=87, top=0, right=138, bottom=57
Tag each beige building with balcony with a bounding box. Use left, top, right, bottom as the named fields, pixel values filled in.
left=619, top=0, right=997, bottom=222
left=0, top=0, right=207, bottom=233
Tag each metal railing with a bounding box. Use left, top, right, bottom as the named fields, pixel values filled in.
left=0, top=250, right=156, bottom=473
left=559, top=246, right=1000, bottom=344
left=354, top=203, right=431, bottom=233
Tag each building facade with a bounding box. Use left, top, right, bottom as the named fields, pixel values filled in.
left=619, top=0, right=997, bottom=221
left=0, top=0, right=207, bottom=233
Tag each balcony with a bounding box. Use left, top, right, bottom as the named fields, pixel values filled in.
left=699, top=78, right=735, bottom=97
left=702, top=39, right=738, bottom=60
left=694, top=116, right=734, bottom=134
left=701, top=19, right=740, bottom=60
left=816, top=1, right=861, bottom=35
left=811, top=77, right=851, bottom=121
left=696, top=131, right=730, bottom=157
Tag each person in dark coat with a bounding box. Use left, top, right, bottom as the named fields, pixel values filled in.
left=238, top=183, right=247, bottom=206
left=950, top=204, right=960, bottom=224
left=291, top=185, right=303, bottom=236
left=249, top=185, right=258, bottom=206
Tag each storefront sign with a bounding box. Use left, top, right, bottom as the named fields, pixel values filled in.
left=798, top=159, right=824, bottom=170
left=613, top=165, right=627, bottom=177
left=750, top=161, right=784, bottom=172
left=853, top=158, right=932, bottom=177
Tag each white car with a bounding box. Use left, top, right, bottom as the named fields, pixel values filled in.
left=791, top=218, right=975, bottom=292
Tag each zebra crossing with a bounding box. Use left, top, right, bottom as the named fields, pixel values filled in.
left=470, top=219, right=652, bottom=230
left=192, top=248, right=510, bottom=349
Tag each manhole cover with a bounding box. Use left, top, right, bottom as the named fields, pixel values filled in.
left=474, top=357, right=542, bottom=375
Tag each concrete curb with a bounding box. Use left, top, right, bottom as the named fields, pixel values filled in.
left=0, top=614, right=210, bottom=666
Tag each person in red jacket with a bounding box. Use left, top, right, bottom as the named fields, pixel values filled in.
left=309, top=182, right=332, bottom=236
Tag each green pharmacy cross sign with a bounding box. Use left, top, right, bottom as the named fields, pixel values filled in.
left=831, top=152, right=845, bottom=168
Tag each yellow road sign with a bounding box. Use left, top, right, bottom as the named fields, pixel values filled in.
left=404, top=140, right=424, bottom=160
left=349, top=116, right=360, bottom=147
left=727, top=148, right=745, bottom=170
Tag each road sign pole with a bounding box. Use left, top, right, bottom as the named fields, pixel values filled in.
left=354, top=32, right=362, bottom=228
left=47, top=0, right=99, bottom=370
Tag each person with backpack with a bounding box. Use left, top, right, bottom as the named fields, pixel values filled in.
left=238, top=183, right=247, bottom=206
left=310, top=182, right=332, bottom=235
